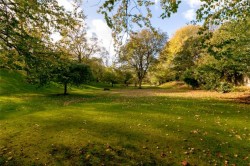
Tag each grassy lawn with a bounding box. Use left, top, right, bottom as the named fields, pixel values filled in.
left=0, top=70, right=250, bottom=165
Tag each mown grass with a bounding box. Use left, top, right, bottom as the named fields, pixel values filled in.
left=0, top=69, right=249, bottom=166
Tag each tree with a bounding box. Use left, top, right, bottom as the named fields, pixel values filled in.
left=53, top=62, right=92, bottom=95
left=84, top=57, right=106, bottom=82
left=98, top=0, right=178, bottom=46
left=161, top=25, right=200, bottom=61
left=116, top=67, right=133, bottom=86
left=158, top=25, right=200, bottom=81
left=205, top=18, right=250, bottom=86
left=196, top=0, right=250, bottom=27
left=60, top=28, right=102, bottom=63
left=0, top=0, right=75, bottom=59
left=176, top=18, right=250, bottom=90
left=103, top=67, right=119, bottom=87
left=182, top=69, right=199, bottom=89
left=98, top=0, right=249, bottom=45
left=172, top=34, right=204, bottom=79
left=0, top=0, right=78, bottom=84
left=119, top=29, right=167, bottom=89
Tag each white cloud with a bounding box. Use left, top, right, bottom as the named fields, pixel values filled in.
left=87, top=19, right=115, bottom=57
left=185, top=0, right=202, bottom=8
left=183, top=9, right=196, bottom=21
left=57, top=0, right=74, bottom=11
left=155, top=0, right=159, bottom=4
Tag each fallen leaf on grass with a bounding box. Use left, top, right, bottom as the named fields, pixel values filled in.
left=235, top=135, right=242, bottom=140
left=190, top=129, right=199, bottom=134
left=160, top=152, right=166, bottom=158
left=181, top=160, right=190, bottom=166
left=217, top=152, right=223, bottom=158
left=243, top=156, right=248, bottom=160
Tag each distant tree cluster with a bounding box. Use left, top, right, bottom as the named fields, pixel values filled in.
left=1, top=0, right=249, bottom=93
left=152, top=19, right=250, bottom=92
left=0, top=0, right=107, bottom=94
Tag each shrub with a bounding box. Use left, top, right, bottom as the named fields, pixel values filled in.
left=182, top=69, right=199, bottom=89
left=195, top=65, right=221, bottom=90
left=217, top=82, right=233, bottom=93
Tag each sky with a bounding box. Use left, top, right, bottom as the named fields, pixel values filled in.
left=56, top=0, right=202, bottom=57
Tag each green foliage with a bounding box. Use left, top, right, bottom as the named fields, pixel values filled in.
left=157, top=25, right=201, bottom=82
left=157, top=20, right=249, bottom=90
left=204, top=19, right=250, bottom=87
left=197, top=0, right=250, bottom=26
left=103, top=68, right=119, bottom=87
left=98, top=0, right=178, bottom=46
left=119, top=29, right=167, bottom=88
left=116, top=69, right=133, bottom=86
left=98, top=0, right=249, bottom=46
left=182, top=69, right=199, bottom=89
left=0, top=0, right=76, bottom=67
left=84, top=57, right=106, bottom=83
left=195, top=65, right=221, bottom=90
left=53, top=62, right=93, bottom=94
left=217, top=82, right=233, bottom=93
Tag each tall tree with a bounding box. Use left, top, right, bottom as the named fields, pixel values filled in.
left=60, top=24, right=103, bottom=63
left=0, top=0, right=76, bottom=75
left=206, top=18, right=250, bottom=85
left=157, top=25, right=200, bottom=81
left=119, top=29, right=167, bottom=89
left=0, top=0, right=75, bottom=53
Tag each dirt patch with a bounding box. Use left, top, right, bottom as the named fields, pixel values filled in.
left=113, top=89, right=250, bottom=104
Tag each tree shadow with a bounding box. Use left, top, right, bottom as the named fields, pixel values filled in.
left=234, top=95, right=250, bottom=104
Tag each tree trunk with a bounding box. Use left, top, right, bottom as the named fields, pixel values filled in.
left=138, top=79, right=142, bottom=89
left=64, top=83, right=68, bottom=95
left=78, top=55, right=82, bottom=63
left=111, top=82, right=114, bottom=87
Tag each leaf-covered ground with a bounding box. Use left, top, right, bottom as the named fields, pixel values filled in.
left=0, top=70, right=250, bottom=165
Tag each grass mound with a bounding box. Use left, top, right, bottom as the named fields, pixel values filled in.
left=0, top=69, right=35, bottom=94
left=159, top=81, right=189, bottom=90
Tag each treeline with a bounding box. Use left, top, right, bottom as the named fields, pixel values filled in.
left=112, top=20, right=250, bottom=92
left=0, top=0, right=249, bottom=94
left=149, top=20, right=250, bottom=92
left=0, top=0, right=109, bottom=94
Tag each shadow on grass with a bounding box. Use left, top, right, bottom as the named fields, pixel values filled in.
left=1, top=76, right=249, bottom=165
left=1, top=108, right=249, bottom=165
left=233, top=95, right=250, bottom=104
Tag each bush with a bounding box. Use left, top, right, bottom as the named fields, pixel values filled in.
left=195, top=65, right=221, bottom=90
left=182, top=70, right=199, bottom=89
left=217, top=82, right=233, bottom=93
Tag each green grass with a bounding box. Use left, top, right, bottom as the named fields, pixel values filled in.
left=0, top=69, right=249, bottom=165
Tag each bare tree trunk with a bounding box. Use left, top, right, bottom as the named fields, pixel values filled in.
left=138, top=79, right=142, bottom=89
left=78, top=55, right=82, bottom=63
left=64, top=83, right=68, bottom=95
